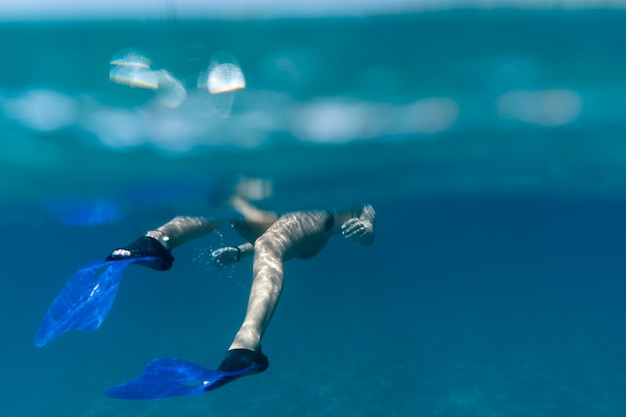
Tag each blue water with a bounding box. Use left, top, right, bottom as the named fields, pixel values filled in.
left=2, top=9, right=626, bottom=417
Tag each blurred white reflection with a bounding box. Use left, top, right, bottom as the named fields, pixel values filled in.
left=293, top=97, right=459, bottom=143
left=294, top=100, right=386, bottom=143
left=110, top=49, right=152, bottom=68
left=110, top=65, right=159, bottom=89
left=235, top=176, right=273, bottom=201
left=83, top=108, right=144, bottom=148
left=198, top=52, right=246, bottom=118
left=198, top=52, right=246, bottom=94
left=154, top=70, right=187, bottom=109
left=109, top=50, right=158, bottom=89
left=110, top=49, right=188, bottom=108
left=402, top=97, right=459, bottom=134
left=207, top=63, right=246, bottom=94
left=83, top=106, right=202, bottom=152
left=497, top=89, right=583, bottom=126
left=3, top=90, right=78, bottom=131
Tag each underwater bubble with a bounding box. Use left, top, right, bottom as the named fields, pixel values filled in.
left=192, top=230, right=232, bottom=277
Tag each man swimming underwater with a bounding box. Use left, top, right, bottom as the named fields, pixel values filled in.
left=105, top=195, right=376, bottom=393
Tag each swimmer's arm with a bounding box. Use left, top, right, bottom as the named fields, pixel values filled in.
left=340, top=204, right=376, bottom=246
left=236, top=242, right=254, bottom=259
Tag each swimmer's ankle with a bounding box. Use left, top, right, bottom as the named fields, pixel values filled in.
left=229, top=327, right=261, bottom=351
left=145, top=230, right=171, bottom=250
left=228, top=342, right=258, bottom=351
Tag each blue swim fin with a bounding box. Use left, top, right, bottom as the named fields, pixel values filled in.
left=105, top=358, right=266, bottom=399
left=35, top=256, right=159, bottom=347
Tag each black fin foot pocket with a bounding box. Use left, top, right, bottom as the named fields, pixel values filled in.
left=218, top=346, right=269, bottom=373
left=105, top=236, right=174, bottom=271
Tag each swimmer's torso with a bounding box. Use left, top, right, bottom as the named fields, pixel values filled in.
left=235, top=210, right=336, bottom=261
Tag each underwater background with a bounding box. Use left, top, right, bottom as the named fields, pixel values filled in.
left=2, top=1, right=626, bottom=416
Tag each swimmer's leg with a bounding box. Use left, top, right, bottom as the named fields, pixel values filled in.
left=106, top=216, right=223, bottom=270
left=228, top=211, right=331, bottom=352
left=230, top=195, right=279, bottom=242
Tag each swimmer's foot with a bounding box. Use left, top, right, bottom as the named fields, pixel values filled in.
left=218, top=347, right=269, bottom=373
left=106, top=236, right=174, bottom=271
left=191, top=347, right=269, bottom=392
left=105, top=348, right=269, bottom=399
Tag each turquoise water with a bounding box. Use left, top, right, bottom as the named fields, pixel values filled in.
left=2, top=9, right=626, bottom=417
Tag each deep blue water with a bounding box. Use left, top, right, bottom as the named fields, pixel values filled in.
left=2, top=9, right=626, bottom=417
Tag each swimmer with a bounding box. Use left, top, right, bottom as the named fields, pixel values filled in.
left=106, top=196, right=376, bottom=379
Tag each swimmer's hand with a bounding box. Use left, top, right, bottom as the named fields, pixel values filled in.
left=341, top=218, right=374, bottom=245
left=210, top=246, right=241, bottom=269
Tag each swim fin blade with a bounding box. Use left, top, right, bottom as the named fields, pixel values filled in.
left=35, top=256, right=159, bottom=347
left=105, top=357, right=265, bottom=399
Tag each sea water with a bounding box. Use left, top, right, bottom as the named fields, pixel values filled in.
left=2, top=8, right=626, bottom=417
